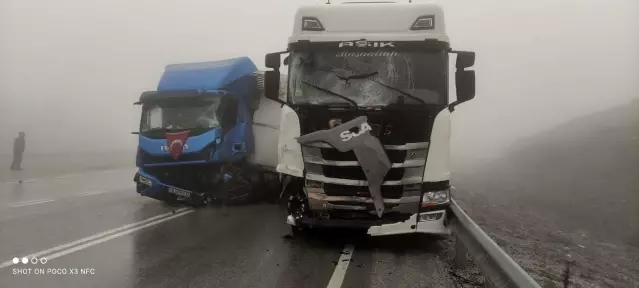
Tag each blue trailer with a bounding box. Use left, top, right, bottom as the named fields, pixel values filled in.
left=133, top=57, right=283, bottom=205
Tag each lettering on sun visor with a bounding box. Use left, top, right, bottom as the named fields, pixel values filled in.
left=336, top=51, right=399, bottom=57
left=338, top=41, right=395, bottom=48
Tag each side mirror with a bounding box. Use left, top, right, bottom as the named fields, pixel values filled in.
left=455, top=70, right=475, bottom=103
left=265, top=53, right=281, bottom=69
left=264, top=70, right=285, bottom=105
left=455, top=51, right=475, bottom=69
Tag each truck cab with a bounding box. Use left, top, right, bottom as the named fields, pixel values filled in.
left=263, top=2, right=476, bottom=236
left=133, top=57, right=280, bottom=204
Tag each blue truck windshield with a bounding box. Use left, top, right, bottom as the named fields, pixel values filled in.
left=287, top=51, right=448, bottom=107
left=140, top=97, right=222, bottom=133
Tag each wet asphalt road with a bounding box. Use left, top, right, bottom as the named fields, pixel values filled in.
left=0, top=168, right=455, bottom=288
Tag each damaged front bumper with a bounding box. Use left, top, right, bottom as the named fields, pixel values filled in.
left=287, top=209, right=449, bottom=236
left=287, top=188, right=451, bottom=236
left=367, top=210, right=449, bottom=236
left=134, top=170, right=207, bottom=205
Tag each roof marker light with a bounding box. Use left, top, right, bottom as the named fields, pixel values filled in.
left=302, top=17, right=324, bottom=31
left=410, top=15, right=435, bottom=30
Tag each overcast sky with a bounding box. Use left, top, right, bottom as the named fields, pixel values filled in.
left=0, top=0, right=637, bottom=158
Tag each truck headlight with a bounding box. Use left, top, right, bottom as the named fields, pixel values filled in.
left=138, top=175, right=152, bottom=187
left=422, top=189, right=449, bottom=207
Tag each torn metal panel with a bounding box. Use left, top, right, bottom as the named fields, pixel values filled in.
left=297, top=116, right=391, bottom=217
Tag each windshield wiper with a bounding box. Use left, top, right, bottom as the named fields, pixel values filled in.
left=301, top=81, right=359, bottom=109
left=367, top=79, right=426, bottom=104
left=316, top=69, right=379, bottom=83
left=317, top=68, right=426, bottom=104
left=144, top=127, right=194, bottom=133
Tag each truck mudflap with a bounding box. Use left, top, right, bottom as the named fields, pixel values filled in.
left=296, top=116, right=391, bottom=218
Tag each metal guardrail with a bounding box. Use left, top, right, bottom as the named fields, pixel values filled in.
left=450, top=199, right=541, bottom=288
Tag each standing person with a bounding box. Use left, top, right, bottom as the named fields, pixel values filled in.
left=10, top=132, right=25, bottom=170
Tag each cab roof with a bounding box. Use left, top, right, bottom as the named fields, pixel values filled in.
left=157, top=57, right=257, bottom=92
left=290, top=2, right=448, bottom=43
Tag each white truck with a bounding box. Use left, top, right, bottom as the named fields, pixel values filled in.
left=262, top=1, right=476, bottom=236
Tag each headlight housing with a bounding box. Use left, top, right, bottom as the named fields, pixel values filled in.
left=138, top=175, right=152, bottom=187
left=422, top=189, right=449, bottom=207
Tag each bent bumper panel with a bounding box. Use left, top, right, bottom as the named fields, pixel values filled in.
left=292, top=209, right=450, bottom=236
left=135, top=170, right=205, bottom=203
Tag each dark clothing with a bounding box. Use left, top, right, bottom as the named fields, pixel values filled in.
left=14, top=137, right=25, bottom=154
left=10, top=153, right=23, bottom=170
left=11, top=136, right=25, bottom=170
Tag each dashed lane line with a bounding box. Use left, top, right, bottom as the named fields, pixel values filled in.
left=8, top=199, right=55, bottom=208
left=326, top=244, right=355, bottom=288
left=75, top=190, right=109, bottom=197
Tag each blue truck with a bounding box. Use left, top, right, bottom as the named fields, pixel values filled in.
left=133, top=57, right=284, bottom=205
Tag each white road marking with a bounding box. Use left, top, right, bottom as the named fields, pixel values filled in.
left=44, top=209, right=194, bottom=262
left=8, top=199, right=55, bottom=208
left=53, top=173, right=80, bottom=179
left=8, top=199, right=47, bottom=205
left=326, top=244, right=355, bottom=288
left=4, top=188, right=128, bottom=208
left=0, top=207, right=192, bottom=269
left=75, top=190, right=108, bottom=197
left=4, top=179, right=38, bottom=184
left=1, top=167, right=134, bottom=185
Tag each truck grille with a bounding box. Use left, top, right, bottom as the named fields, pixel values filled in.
left=303, top=142, right=427, bottom=199
left=323, top=184, right=404, bottom=199
left=297, top=107, right=438, bottom=211
left=322, top=166, right=405, bottom=181
left=321, top=149, right=407, bottom=163
left=326, top=210, right=412, bottom=223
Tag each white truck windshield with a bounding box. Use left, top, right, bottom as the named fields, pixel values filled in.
left=288, top=51, right=447, bottom=107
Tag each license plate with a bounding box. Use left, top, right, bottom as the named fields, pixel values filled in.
left=168, top=187, right=192, bottom=198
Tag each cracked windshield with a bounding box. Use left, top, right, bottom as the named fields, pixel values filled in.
left=288, top=51, right=447, bottom=106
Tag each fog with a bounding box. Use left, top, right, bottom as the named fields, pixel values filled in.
left=1, top=0, right=637, bottom=158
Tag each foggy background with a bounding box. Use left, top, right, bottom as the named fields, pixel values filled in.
left=0, top=0, right=637, bottom=157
